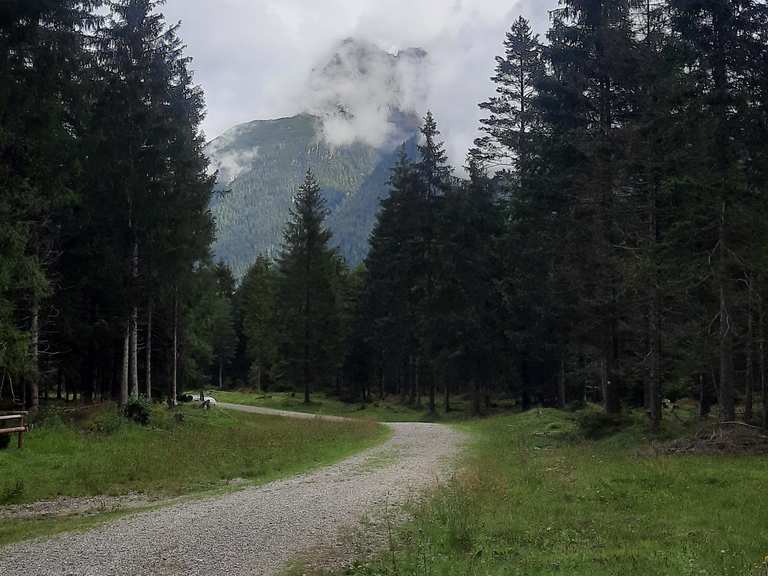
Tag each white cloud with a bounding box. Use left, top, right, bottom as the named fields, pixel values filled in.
left=161, top=0, right=557, bottom=165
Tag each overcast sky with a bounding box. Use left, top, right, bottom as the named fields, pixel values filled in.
left=161, top=0, right=558, bottom=165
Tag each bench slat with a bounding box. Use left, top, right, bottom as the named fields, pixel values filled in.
left=0, top=427, right=27, bottom=434
left=0, top=415, right=24, bottom=421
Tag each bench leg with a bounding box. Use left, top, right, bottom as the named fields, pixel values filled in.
left=18, top=430, right=23, bottom=449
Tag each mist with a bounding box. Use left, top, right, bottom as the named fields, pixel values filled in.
left=161, top=0, right=557, bottom=166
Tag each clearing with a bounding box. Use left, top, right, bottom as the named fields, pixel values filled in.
left=0, top=405, right=464, bottom=576
left=337, top=408, right=768, bottom=576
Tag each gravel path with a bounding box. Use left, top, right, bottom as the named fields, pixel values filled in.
left=1, top=406, right=464, bottom=576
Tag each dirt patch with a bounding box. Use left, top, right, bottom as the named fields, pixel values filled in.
left=653, top=422, right=768, bottom=456
left=0, top=493, right=164, bottom=521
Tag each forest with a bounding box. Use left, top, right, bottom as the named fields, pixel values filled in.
left=3, top=0, right=768, bottom=432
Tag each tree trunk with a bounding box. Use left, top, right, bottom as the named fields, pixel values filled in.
left=444, top=373, right=450, bottom=413
left=745, top=283, right=754, bottom=422
left=169, top=289, right=178, bottom=407
left=558, top=356, right=567, bottom=409
left=129, top=241, right=139, bottom=399
left=218, top=359, right=223, bottom=389
left=472, top=379, right=481, bottom=416
left=759, top=292, right=767, bottom=431
left=605, top=317, right=622, bottom=414
left=146, top=300, right=152, bottom=399
left=28, top=300, right=40, bottom=412
left=414, top=357, right=421, bottom=408
left=428, top=365, right=436, bottom=414
left=718, top=202, right=735, bottom=421
left=121, top=322, right=129, bottom=406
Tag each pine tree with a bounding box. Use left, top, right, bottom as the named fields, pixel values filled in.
left=363, top=148, right=423, bottom=402
left=277, top=170, right=341, bottom=403
left=239, top=256, right=278, bottom=391
left=416, top=112, right=452, bottom=413
left=474, top=16, right=544, bottom=176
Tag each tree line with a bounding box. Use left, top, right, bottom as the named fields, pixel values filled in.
left=3, top=0, right=768, bottom=431
left=234, top=0, right=768, bottom=430
left=0, top=0, right=220, bottom=410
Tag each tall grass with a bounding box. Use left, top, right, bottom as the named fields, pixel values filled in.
left=348, top=410, right=768, bottom=576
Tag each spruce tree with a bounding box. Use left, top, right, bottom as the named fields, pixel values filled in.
left=474, top=16, right=544, bottom=176
left=277, top=170, right=340, bottom=403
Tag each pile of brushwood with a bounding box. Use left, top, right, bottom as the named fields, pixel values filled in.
left=656, top=422, right=768, bottom=456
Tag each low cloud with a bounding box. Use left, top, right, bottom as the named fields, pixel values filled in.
left=162, top=0, right=557, bottom=166
left=303, top=39, right=427, bottom=149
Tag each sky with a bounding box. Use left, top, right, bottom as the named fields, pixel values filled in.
left=161, top=0, right=558, bottom=166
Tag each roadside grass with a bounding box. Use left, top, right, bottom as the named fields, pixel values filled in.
left=342, top=408, right=768, bottom=576
left=213, top=389, right=515, bottom=422
left=0, top=403, right=387, bottom=546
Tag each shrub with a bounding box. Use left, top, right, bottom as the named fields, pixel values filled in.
left=85, top=406, right=124, bottom=434
left=124, top=396, right=152, bottom=426
left=576, top=409, right=631, bottom=439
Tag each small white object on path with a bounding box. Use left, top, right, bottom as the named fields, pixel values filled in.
left=1, top=404, right=464, bottom=576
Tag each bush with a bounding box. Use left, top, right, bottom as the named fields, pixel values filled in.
left=576, top=409, right=631, bottom=439
left=85, top=406, right=124, bottom=434
left=124, top=396, right=152, bottom=426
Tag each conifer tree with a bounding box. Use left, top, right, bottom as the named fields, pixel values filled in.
left=277, top=170, right=341, bottom=403
left=474, top=16, right=544, bottom=176
left=239, top=256, right=278, bottom=391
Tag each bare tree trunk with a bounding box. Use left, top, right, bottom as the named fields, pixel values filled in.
left=558, top=356, right=567, bottom=409
left=759, top=292, right=767, bottom=431
left=169, top=289, right=178, bottom=407
left=129, top=242, right=139, bottom=399
left=472, top=379, right=481, bottom=416
left=698, top=374, right=708, bottom=418
left=145, top=301, right=152, bottom=399
left=29, top=300, right=40, bottom=412
left=428, top=365, right=436, bottom=414
left=444, top=371, right=450, bottom=413
left=218, top=359, right=223, bottom=389
left=745, top=282, right=754, bottom=422
left=718, top=202, right=735, bottom=421
left=121, top=323, right=129, bottom=406
left=414, top=357, right=421, bottom=408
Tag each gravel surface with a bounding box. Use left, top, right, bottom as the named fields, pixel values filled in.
left=1, top=406, right=464, bottom=576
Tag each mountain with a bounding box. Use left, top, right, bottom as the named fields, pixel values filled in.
left=206, top=114, right=418, bottom=278
left=205, top=38, right=426, bottom=279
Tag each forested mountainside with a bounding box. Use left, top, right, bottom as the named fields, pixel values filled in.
left=206, top=114, right=418, bottom=277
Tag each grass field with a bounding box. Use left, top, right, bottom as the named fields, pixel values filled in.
left=212, top=389, right=513, bottom=422
left=341, top=408, right=768, bottom=576
left=0, top=402, right=387, bottom=545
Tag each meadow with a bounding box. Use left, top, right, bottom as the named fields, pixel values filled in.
left=0, top=403, right=386, bottom=545
left=337, top=408, right=768, bottom=576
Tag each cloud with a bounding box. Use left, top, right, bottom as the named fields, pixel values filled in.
left=160, top=0, right=557, bottom=166
left=302, top=39, right=428, bottom=148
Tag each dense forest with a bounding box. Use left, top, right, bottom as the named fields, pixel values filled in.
left=2, top=0, right=768, bottom=432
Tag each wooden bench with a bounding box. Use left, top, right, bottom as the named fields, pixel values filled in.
left=0, top=412, right=28, bottom=449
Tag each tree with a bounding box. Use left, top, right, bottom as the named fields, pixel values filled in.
left=415, top=111, right=452, bottom=414
left=276, top=170, right=341, bottom=403
left=474, top=16, right=544, bottom=176
left=239, top=256, right=278, bottom=391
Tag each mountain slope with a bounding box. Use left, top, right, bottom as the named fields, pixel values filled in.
left=206, top=113, right=417, bottom=277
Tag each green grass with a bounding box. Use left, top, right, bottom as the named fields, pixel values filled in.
left=343, top=408, right=768, bottom=576
left=212, top=389, right=510, bottom=422
left=0, top=403, right=387, bottom=545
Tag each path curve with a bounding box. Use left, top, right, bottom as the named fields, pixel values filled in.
left=218, top=401, right=351, bottom=422
left=1, top=405, right=464, bottom=576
